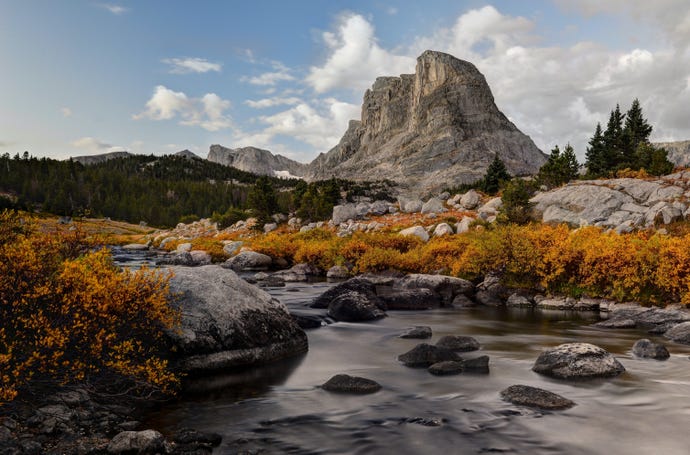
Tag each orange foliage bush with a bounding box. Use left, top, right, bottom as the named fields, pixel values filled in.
left=0, top=210, right=179, bottom=403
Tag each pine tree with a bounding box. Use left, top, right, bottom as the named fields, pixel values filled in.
left=538, top=144, right=579, bottom=188
left=585, top=123, right=607, bottom=177
left=621, top=98, right=653, bottom=169
left=481, top=154, right=511, bottom=195
left=603, top=105, right=625, bottom=170
left=562, top=143, right=579, bottom=180
left=247, top=176, right=278, bottom=226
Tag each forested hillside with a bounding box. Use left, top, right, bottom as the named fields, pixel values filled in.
left=0, top=153, right=298, bottom=227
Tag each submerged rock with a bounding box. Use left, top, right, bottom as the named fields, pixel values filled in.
left=463, top=355, right=490, bottom=373
left=532, top=343, right=625, bottom=379
left=632, top=339, right=670, bottom=360
left=321, top=374, right=381, bottom=394
left=500, top=385, right=575, bottom=410
left=428, top=360, right=464, bottom=376
left=399, top=326, right=433, bottom=339
left=166, top=265, right=307, bottom=373
left=398, top=343, right=460, bottom=367
left=435, top=335, right=480, bottom=352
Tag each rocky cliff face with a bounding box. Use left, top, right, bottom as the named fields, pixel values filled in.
left=308, top=50, right=546, bottom=193
left=207, top=145, right=307, bottom=178
left=654, top=140, right=690, bottom=167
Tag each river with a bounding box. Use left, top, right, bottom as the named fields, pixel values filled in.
left=142, top=278, right=690, bottom=455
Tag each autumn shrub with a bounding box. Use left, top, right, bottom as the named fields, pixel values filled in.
left=191, top=237, right=226, bottom=262
left=0, top=210, right=179, bottom=403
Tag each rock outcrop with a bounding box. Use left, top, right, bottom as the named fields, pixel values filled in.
left=531, top=172, right=690, bottom=230
left=307, top=50, right=546, bottom=193
left=207, top=144, right=307, bottom=178
left=166, top=265, right=308, bottom=372
left=70, top=151, right=132, bottom=166
left=500, top=385, right=575, bottom=410
left=654, top=140, right=690, bottom=167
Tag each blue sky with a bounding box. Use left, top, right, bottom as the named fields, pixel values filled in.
left=2, top=1, right=689, bottom=162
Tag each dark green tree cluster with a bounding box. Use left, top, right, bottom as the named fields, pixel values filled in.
left=498, top=178, right=536, bottom=225
left=585, top=99, right=674, bottom=177
left=537, top=144, right=579, bottom=188
left=0, top=153, right=298, bottom=227
left=293, top=178, right=342, bottom=222
left=480, top=154, right=512, bottom=195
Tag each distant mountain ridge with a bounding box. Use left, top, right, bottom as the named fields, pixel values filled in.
left=70, top=151, right=132, bottom=165
left=654, top=140, right=690, bottom=167
left=206, top=145, right=306, bottom=179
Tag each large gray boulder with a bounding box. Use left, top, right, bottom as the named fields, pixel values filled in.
left=532, top=343, right=625, bottom=379
left=421, top=198, right=445, bottom=214
left=398, top=197, right=424, bottom=213
left=398, top=226, right=429, bottom=242
left=397, top=274, right=474, bottom=305
left=222, top=251, right=273, bottom=271
left=166, top=266, right=307, bottom=372
left=460, top=190, right=481, bottom=209
left=664, top=321, right=690, bottom=344
left=332, top=204, right=359, bottom=225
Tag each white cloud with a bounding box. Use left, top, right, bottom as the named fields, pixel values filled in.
left=71, top=136, right=124, bottom=153
left=61, top=107, right=72, bottom=117
left=242, top=62, right=295, bottom=86
left=134, top=85, right=232, bottom=132
left=255, top=98, right=360, bottom=150
left=306, top=13, right=415, bottom=93
left=245, top=97, right=302, bottom=109
left=98, top=3, right=129, bottom=15
left=162, top=57, right=222, bottom=74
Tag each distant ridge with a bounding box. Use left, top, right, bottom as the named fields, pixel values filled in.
left=206, top=145, right=307, bottom=179
left=654, top=140, right=690, bottom=167
left=70, top=151, right=132, bottom=165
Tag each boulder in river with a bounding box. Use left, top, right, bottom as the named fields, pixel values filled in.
left=435, top=335, right=480, bottom=352
left=428, top=360, right=464, bottom=376
left=398, top=343, right=460, bottom=367
left=532, top=343, right=625, bottom=379
left=321, top=374, right=382, bottom=394
left=664, top=321, right=690, bottom=344
left=396, top=274, right=474, bottom=305
left=378, top=287, right=441, bottom=310
left=166, top=265, right=308, bottom=372
left=399, top=326, right=432, bottom=339
left=632, top=339, right=670, bottom=360
left=327, top=288, right=387, bottom=322
left=500, top=385, right=575, bottom=410
left=222, top=251, right=273, bottom=271
left=311, top=278, right=381, bottom=309
left=462, top=355, right=490, bottom=373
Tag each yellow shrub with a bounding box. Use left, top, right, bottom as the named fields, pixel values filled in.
left=0, top=212, right=179, bottom=403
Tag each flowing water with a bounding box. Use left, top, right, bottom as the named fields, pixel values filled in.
left=142, top=280, right=690, bottom=455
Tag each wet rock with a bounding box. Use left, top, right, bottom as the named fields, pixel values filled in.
left=273, top=263, right=322, bottom=282
left=595, top=318, right=637, bottom=329
left=106, top=430, right=166, bottom=454
left=402, top=417, right=445, bottom=427
left=532, top=343, right=625, bottom=379
left=398, top=343, right=460, bottom=367
left=377, top=288, right=441, bottom=310
left=399, top=326, right=432, bottom=339
left=291, top=313, right=324, bottom=330
left=321, top=374, right=381, bottom=394
left=664, top=321, right=690, bottom=344
left=222, top=251, right=273, bottom=271
left=506, top=293, right=533, bottom=308
left=396, top=274, right=474, bottom=305
left=435, top=335, right=480, bottom=352
left=166, top=265, right=307, bottom=372
left=451, top=294, right=476, bottom=307
left=475, top=274, right=507, bottom=306
left=632, top=339, right=670, bottom=360
left=500, top=385, right=575, bottom=410
left=327, top=288, right=387, bottom=322
left=326, top=265, right=349, bottom=280
left=311, top=278, right=380, bottom=309
left=428, top=360, right=464, bottom=375
left=463, top=355, right=490, bottom=373
left=173, top=428, right=223, bottom=451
